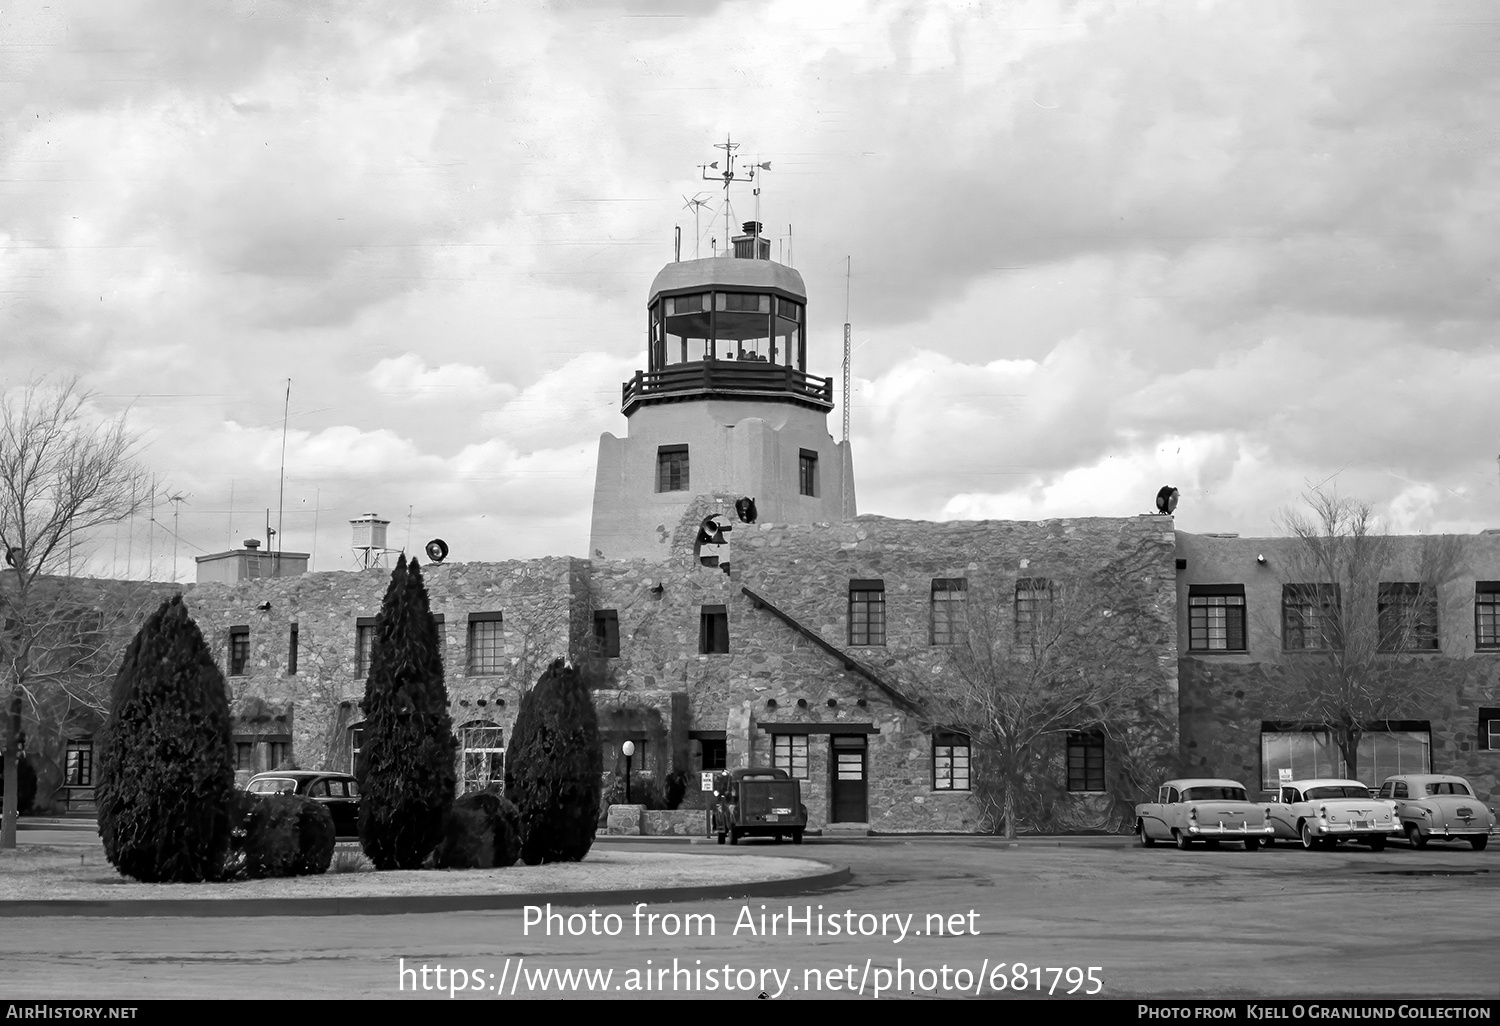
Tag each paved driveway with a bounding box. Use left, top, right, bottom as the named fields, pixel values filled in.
left=2, top=835, right=1495, bottom=1000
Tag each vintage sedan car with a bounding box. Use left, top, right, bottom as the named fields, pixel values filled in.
left=1264, top=778, right=1399, bottom=850
left=710, top=767, right=807, bottom=845
left=245, top=770, right=361, bottom=839
left=1135, top=778, right=1274, bottom=850
left=1378, top=774, right=1494, bottom=851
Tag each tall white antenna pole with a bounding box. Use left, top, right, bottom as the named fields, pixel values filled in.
left=311, top=487, right=320, bottom=571
left=843, top=257, right=852, bottom=522
left=276, top=378, right=290, bottom=576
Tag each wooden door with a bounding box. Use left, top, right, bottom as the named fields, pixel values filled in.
left=830, top=735, right=868, bottom=822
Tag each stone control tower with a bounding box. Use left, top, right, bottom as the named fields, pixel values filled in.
left=589, top=217, right=856, bottom=561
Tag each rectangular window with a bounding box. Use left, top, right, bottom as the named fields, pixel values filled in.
left=1378, top=582, right=1439, bottom=651
left=287, top=623, right=299, bottom=676
left=355, top=618, right=377, bottom=677
left=267, top=740, right=290, bottom=770
left=773, top=734, right=809, bottom=779
left=467, top=612, right=504, bottom=674
left=798, top=448, right=818, bottom=497
left=593, top=609, right=620, bottom=658
left=1188, top=585, right=1247, bottom=652
left=1480, top=707, right=1500, bottom=751
left=848, top=579, right=886, bottom=646
left=234, top=741, right=255, bottom=772
left=64, top=739, right=93, bottom=787
left=1259, top=725, right=1431, bottom=790
left=932, top=730, right=971, bottom=791
left=1476, top=582, right=1500, bottom=650
left=698, top=738, right=727, bottom=772
left=458, top=723, right=505, bottom=794
left=656, top=444, right=689, bottom=492
left=1067, top=730, right=1107, bottom=792
left=1015, top=577, right=1054, bottom=649
left=699, top=605, right=729, bottom=654
left=1282, top=584, right=1342, bottom=651
left=229, top=625, right=250, bottom=676
left=930, top=578, right=968, bottom=645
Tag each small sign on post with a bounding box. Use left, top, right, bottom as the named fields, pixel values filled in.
left=1278, top=768, right=1293, bottom=784
left=701, top=771, right=716, bottom=792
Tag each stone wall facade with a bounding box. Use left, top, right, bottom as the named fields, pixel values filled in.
left=587, top=503, right=1180, bottom=833
left=1176, top=531, right=1500, bottom=803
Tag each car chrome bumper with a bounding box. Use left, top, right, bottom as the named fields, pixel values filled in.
left=1311, top=823, right=1401, bottom=837
left=1187, top=825, right=1275, bottom=836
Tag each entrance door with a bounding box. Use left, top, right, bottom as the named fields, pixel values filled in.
left=830, top=734, right=868, bottom=822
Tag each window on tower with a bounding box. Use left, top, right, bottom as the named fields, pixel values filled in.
left=657, top=445, right=689, bottom=492
left=653, top=291, right=804, bottom=371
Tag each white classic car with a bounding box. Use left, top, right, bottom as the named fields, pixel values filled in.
left=1378, top=774, right=1494, bottom=851
left=1135, top=778, right=1274, bottom=850
left=1264, top=778, right=1400, bottom=850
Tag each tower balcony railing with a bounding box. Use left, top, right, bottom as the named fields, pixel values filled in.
left=622, top=360, right=835, bottom=414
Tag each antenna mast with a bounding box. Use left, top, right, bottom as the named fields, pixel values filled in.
left=843, top=257, right=852, bottom=522
left=681, top=193, right=710, bottom=259
left=700, top=134, right=763, bottom=244
left=167, top=492, right=189, bottom=582
left=276, top=378, right=290, bottom=576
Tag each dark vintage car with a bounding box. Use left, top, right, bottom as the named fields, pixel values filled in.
left=711, top=767, right=808, bottom=845
left=245, top=770, right=361, bottom=839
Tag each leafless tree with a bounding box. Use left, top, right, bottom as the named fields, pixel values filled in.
left=1256, top=488, right=1466, bottom=782
left=1, top=377, right=154, bottom=847
left=932, top=568, right=1169, bottom=839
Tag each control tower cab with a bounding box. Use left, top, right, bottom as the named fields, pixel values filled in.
left=589, top=220, right=857, bottom=561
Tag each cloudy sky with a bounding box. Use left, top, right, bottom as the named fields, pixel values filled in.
left=3, top=0, right=1497, bottom=580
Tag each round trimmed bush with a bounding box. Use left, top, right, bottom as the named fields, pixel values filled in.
left=433, top=791, right=522, bottom=869
left=95, top=595, right=236, bottom=883
left=240, top=794, right=336, bottom=878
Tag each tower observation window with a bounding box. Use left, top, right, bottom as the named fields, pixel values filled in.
left=653, top=291, right=804, bottom=371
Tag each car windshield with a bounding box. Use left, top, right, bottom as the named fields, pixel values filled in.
left=1181, top=786, right=1246, bottom=802
left=1305, top=785, right=1369, bottom=800
left=1424, top=782, right=1472, bottom=796
left=247, top=778, right=296, bottom=794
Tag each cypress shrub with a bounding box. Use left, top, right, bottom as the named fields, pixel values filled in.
left=239, top=795, right=336, bottom=878
left=357, top=555, right=457, bottom=870
left=433, top=791, right=522, bottom=869
left=94, top=595, right=235, bottom=883
left=506, top=658, right=602, bottom=865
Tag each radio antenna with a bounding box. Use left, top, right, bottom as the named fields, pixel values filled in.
left=681, top=193, right=710, bottom=259
left=276, top=378, right=290, bottom=576
left=842, top=257, right=852, bottom=522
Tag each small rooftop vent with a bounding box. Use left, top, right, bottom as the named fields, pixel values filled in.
left=243, top=539, right=261, bottom=550
left=732, top=221, right=770, bottom=261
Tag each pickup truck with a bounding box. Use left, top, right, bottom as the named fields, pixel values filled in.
left=711, top=767, right=807, bottom=845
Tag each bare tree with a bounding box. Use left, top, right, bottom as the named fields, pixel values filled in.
left=1256, top=489, right=1466, bottom=782
left=932, top=570, right=1169, bottom=839
left=1, top=378, right=154, bottom=847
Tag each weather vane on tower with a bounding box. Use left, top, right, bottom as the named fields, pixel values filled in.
left=698, top=134, right=770, bottom=255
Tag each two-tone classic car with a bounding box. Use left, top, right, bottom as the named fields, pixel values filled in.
left=245, top=770, right=361, bottom=839
left=1378, top=774, right=1494, bottom=851
left=1135, top=778, right=1274, bottom=850
left=1264, top=778, right=1400, bottom=850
